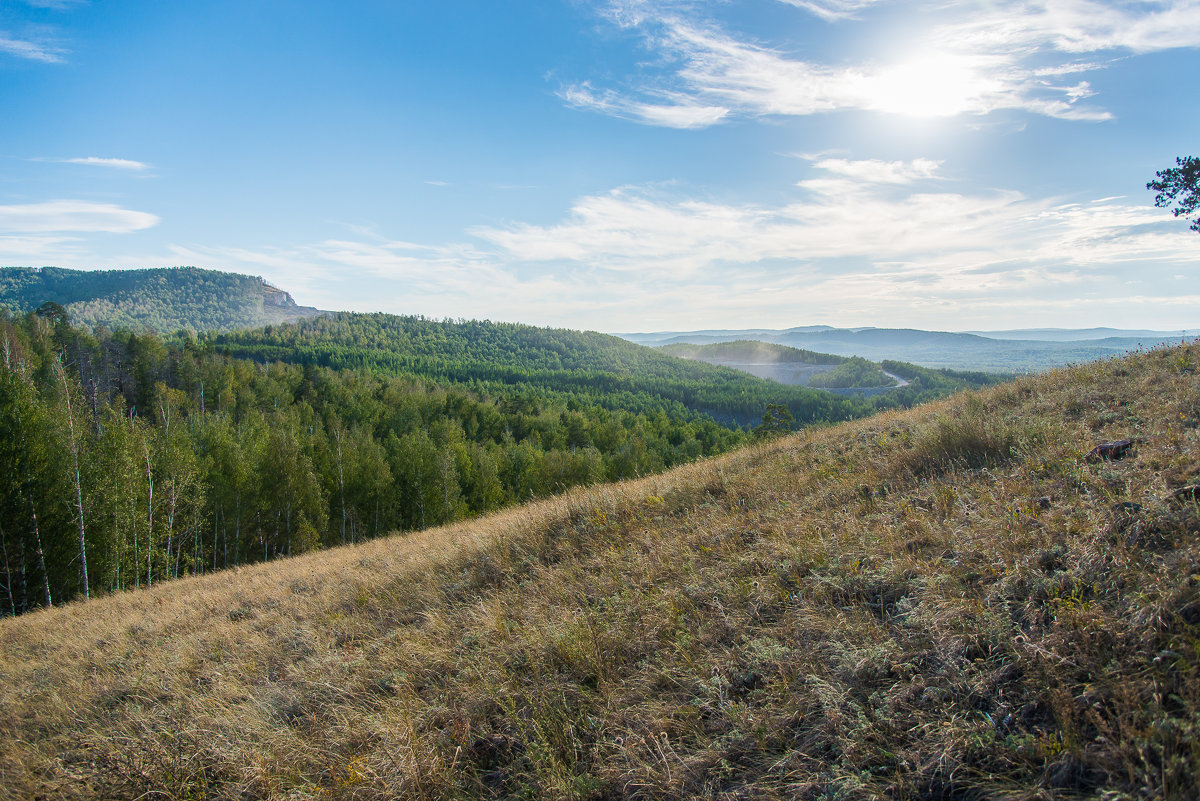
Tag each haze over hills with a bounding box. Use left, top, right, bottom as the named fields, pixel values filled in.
left=0, top=266, right=323, bottom=333
left=620, top=326, right=1195, bottom=373
left=966, top=327, right=1200, bottom=341
left=2, top=342, right=1196, bottom=798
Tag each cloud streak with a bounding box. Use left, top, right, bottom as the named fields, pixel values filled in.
left=0, top=200, right=159, bottom=234
left=58, top=157, right=151, bottom=170
left=0, top=30, right=65, bottom=62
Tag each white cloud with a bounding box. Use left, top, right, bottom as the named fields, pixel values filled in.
left=14, top=159, right=1196, bottom=331
left=0, top=200, right=159, bottom=233
left=812, top=158, right=942, bottom=183
left=21, top=1, right=85, bottom=9
left=470, top=158, right=1198, bottom=294
left=565, top=0, right=1200, bottom=125
left=0, top=31, right=65, bottom=62
left=0, top=235, right=82, bottom=259
left=775, top=0, right=885, bottom=22
left=59, top=157, right=151, bottom=170
left=937, top=0, right=1200, bottom=55
left=559, top=83, right=728, bottom=129
left=170, top=237, right=579, bottom=322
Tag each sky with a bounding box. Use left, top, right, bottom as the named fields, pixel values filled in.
left=1, top=0, right=1198, bottom=333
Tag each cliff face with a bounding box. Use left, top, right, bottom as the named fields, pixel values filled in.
left=260, top=281, right=299, bottom=308
left=0, top=266, right=325, bottom=333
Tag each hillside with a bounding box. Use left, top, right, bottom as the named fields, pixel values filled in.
left=2, top=343, right=1197, bottom=799
left=213, top=313, right=866, bottom=427
left=662, top=341, right=902, bottom=391
left=0, top=307, right=987, bottom=618
left=0, top=266, right=323, bottom=333
left=662, top=340, right=1000, bottom=402
left=659, top=340, right=846, bottom=367
left=622, top=326, right=1189, bottom=373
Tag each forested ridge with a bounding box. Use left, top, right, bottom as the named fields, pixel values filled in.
left=660, top=338, right=1002, bottom=395
left=660, top=340, right=845, bottom=365
left=0, top=266, right=321, bottom=333
left=213, top=313, right=868, bottom=427
left=0, top=310, right=769, bottom=616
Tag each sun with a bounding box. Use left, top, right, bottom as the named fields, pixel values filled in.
left=861, top=52, right=997, bottom=118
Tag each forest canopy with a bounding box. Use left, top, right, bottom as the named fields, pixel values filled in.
left=0, top=305, right=994, bottom=616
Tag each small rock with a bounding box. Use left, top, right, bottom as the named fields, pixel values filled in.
left=1035, top=496, right=1052, bottom=510
left=1085, top=439, right=1135, bottom=462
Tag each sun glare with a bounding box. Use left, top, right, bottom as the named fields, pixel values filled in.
left=862, top=53, right=995, bottom=117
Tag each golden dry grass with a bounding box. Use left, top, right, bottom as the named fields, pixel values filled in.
left=2, top=344, right=1199, bottom=800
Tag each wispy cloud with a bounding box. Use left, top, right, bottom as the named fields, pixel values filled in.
left=812, top=158, right=942, bottom=184
left=20, top=1, right=86, bottom=9
left=0, top=200, right=159, bottom=233
left=563, top=0, right=1200, bottom=125
left=0, top=30, right=65, bottom=62
left=560, top=83, right=729, bottom=129
left=11, top=160, right=1195, bottom=330
left=56, top=157, right=151, bottom=170
left=775, top=0, right=885, bottom=22
left=471, top=157, right=1197, bottom=289
left=936, top=0, right=1200, bottom=55
left=169, top=238, right=575, bottom=320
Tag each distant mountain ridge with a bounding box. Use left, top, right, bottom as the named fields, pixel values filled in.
left=619, top=325, right=1196, bottom=372
left=0, top=266, right=323, bottom=333
left=965, top=327, right=1200, bottom=341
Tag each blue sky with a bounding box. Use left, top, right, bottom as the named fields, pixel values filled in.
left=1, top=0, right=1198, bottom=332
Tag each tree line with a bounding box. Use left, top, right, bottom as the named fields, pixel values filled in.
left=0, top=310, right=749, bottom=616
left=214, top=312, right=870, bottom=428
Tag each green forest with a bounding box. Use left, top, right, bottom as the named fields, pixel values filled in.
left=0, top=299, right=1001, bottom=617
left=806, top=356, right=897, bottom=388
left=211, top=313, right=872, bottom=428
left=0, top=310, right=772, bottom=616
left=659, top=340, right=845, bottom=365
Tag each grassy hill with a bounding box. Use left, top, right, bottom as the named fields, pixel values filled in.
left=2, top=343, right=1197, bottom=799
left=0, top=266, right=322, bottom=333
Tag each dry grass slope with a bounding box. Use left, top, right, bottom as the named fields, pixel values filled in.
left=2, top=344, right=1199, bottom=800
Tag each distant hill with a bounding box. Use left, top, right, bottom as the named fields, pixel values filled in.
left=3, top=342, right=1196, bottom=799
left=0, top=266, right=323, bottom=333
left=966, top=327, right=1200, bottom=341
left=620, top=325, right=1193, bottom=372
left=659, top=340, right=845, bottom=366
left=660, top=340, right=1000, bottom=398
left=213, top=312, right=869, bottom=428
